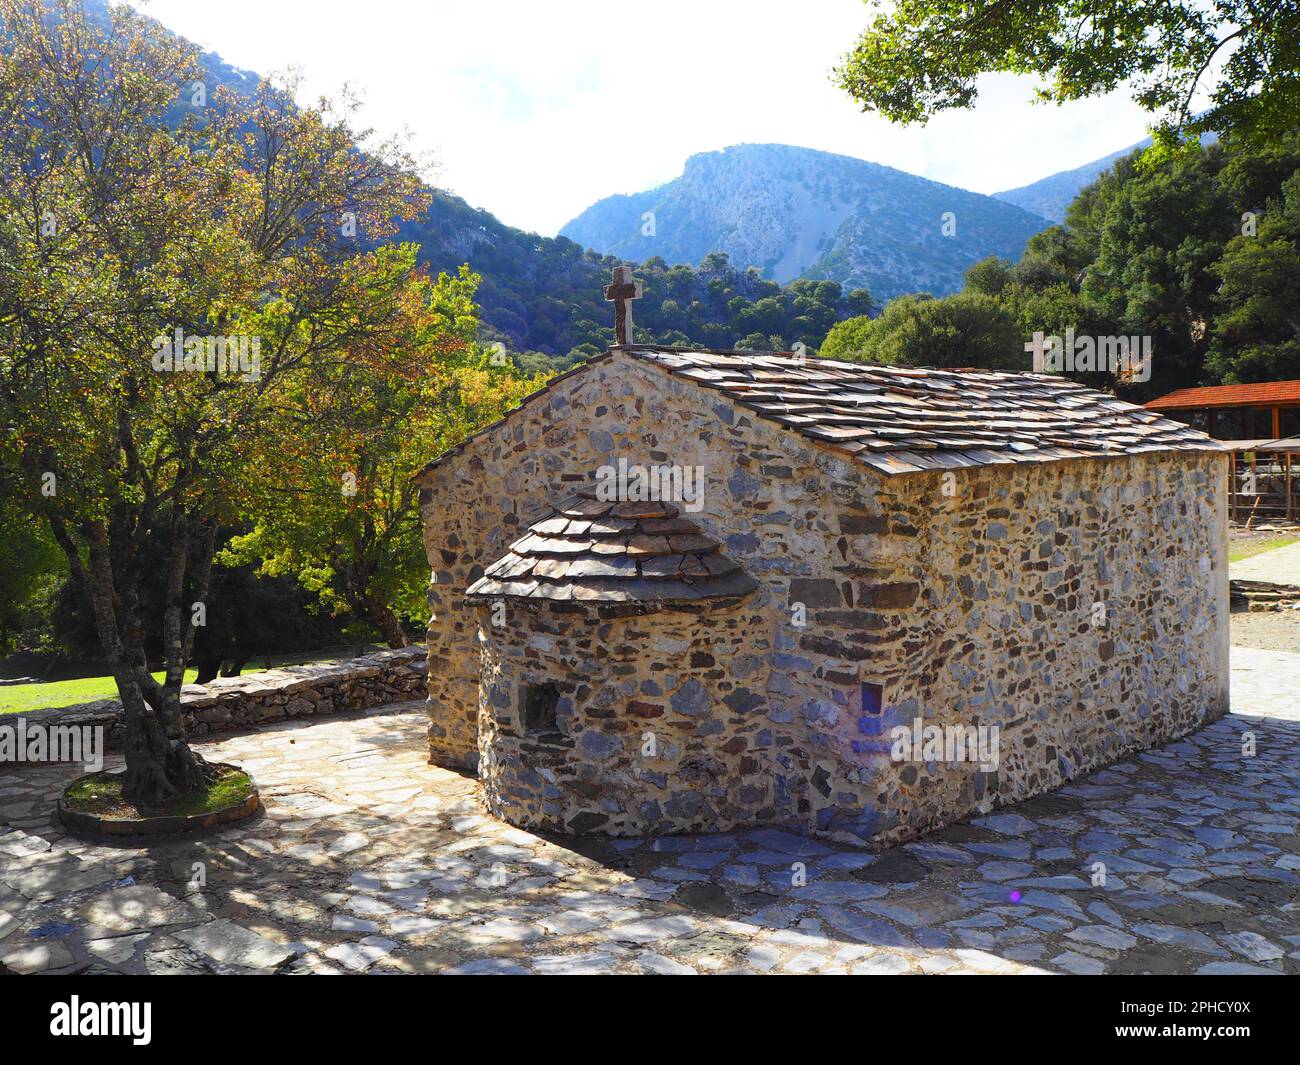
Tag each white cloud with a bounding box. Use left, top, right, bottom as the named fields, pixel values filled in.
left=128, top=0, right=1155, bottom=235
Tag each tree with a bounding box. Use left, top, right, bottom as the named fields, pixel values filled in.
left=819, top=315, right=876, bottom=361
left=1080, top=144, right=1234, bottom=396
left=845, top=287, right=877, bottom=316
left=826, top=293, right=1023, bottom=369
left=0, top=1, right=431, bottom=801
left=942, top=125, right=1300, bottom=394
left=225, top=266, right=545, bottom=649
left=188, top=559, right=349, bottom=684
left=1022, top=225, right=1095, bottom=279
left=42, top=521, right=348, bottom=683
left=834, top=1, right=1300, bottom=159
left=735, top=332, right=772, bottom=352
left=1008, top=254, right=1073, bottom=291
left=737, top=296, right=787, bottom=336
left=963, top=256, right=1013, bottom=298
left=0, top=497, right=62, bottom=655
left=1204, top=173, right=1300, bottom=382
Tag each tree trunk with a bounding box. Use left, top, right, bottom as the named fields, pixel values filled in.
left=74, top=518, right=212, bottom=805
left=193, top=652, right=222, bottom=685
left=341, top=560, right=410, bottom=649
left=110, top=665, right=185, bottom=805
left=364, top=599, right=410, bottom=649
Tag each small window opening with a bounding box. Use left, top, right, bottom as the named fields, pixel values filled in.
left=521, top=682, right=560, bottom=735
left=861, top=682, right=883, bottom=715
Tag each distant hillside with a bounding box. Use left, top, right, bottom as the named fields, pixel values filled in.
left=560, top=144, right=1052, bottom=302
left=73, top=3, right=1175, bottom=359
left=994, top=145, right=1147, bottom=223
left=994, top=132, right=1219, bottom=223
left=64, top=3, right=860, bottom=358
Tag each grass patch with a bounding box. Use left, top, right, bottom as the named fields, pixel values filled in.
left=1, top=651, right=374, bottom=716
left=63, top=763, right=254, bottom=819
left=0, top=667, right=281, bottom=715
left=1229, top=534, right=1300, bottom=563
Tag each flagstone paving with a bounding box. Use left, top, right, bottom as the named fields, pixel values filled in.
left=1, top=647, right=1298, bottom=976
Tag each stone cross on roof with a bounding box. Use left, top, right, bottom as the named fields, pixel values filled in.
left=604, top=265, right=643, bottom=347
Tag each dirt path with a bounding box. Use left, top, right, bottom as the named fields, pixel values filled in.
left=1230, top=610, right=1300, bottom=653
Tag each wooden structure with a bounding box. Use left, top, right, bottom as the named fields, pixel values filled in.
left=1146, top=381, right=1300, bottom=523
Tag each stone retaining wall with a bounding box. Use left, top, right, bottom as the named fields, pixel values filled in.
left=4, top=648, right=427, bottom=751
left=1230, top=578, right=1300, bottom=611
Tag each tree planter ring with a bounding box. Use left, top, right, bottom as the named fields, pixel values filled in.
left=57, top=762, right=261, bottom=840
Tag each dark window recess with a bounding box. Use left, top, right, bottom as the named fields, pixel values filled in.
left=861, top=682, right=883, bottom=715
left=521, top=682, right=560, bottom=734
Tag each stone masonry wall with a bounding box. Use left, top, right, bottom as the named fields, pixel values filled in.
left=417, top=351, right=864, bottom=774
left=475, top=598, right=778, bottom=836
left=6, top=648, right=427, bottom=754
left=418, top=349, right=1229, bottom=845
left=789, top=448, right=1230, bottom=847
left=416, top=352, right=809, bottom=770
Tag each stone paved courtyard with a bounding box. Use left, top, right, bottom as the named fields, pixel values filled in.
left=1, top=646, right=1298, bottom=976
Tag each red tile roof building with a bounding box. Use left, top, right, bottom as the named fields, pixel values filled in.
left=1145, top=380, right=1300, bottom=520
left=1145, top=380, right=1300, bottom=414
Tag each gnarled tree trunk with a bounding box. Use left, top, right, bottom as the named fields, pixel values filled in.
left=52, top=506, right=218, bottom=805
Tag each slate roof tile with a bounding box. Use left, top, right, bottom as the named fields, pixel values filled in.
left=623, top=348, right=1223, bottom=472
left=418, top=346, right=1223, bottom=482
left=466, top=487, right=755, bottom=605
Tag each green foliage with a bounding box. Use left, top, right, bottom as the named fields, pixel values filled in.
left=1204, top=173, right=1300, bottom=383
left=819, top=316, right=877, bottom=362
left=822, top=293, right=1022, bottom=369
left=963, top=257, right=1013, bottom=298
left=42, top=517, right=349, bottom=670
left=0, top=0, right=449, bottom=798
left=403, top=207, right=871, bottom=359
left=0, top=498, right=63, bottom=654
left=956, top=130, right=1300, bottom=395
left=223, top=266, right=546, bottom=646
left=834, top=1, right=1300, bottom=161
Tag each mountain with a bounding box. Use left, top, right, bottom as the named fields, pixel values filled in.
left=63, top=4, right=1154, bottom=359
left=66, top=1, right=861, bottom=358
left=559, top=144, right=1052, bottom=302
left=994, top=144, right=1147, bottom=223
left=994, top=132, right=1219, bottom=223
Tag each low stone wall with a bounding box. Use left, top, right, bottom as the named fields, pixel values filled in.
left=5, top=648, right=427, bottom=751
left=1231, top=578, right=1300, bottom=611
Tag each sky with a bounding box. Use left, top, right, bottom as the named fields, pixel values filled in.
left=126, top=0, right=1158, bottom=236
